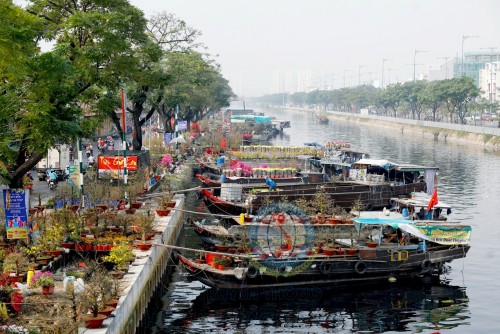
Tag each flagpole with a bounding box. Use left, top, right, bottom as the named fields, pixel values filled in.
left=121, top=88, right=128, bottom=186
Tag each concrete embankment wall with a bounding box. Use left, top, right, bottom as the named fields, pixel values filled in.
left=97, top=195, right=185, bottom=334
left=285, top=107, right=500, bottom=151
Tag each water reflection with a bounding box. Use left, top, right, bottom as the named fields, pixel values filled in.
left=156, top=278, right=469, bottom=333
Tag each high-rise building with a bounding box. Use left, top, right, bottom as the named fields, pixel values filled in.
left=454, top=51, right=500, bottom=85
left=479, top=62, right=499, bottom=107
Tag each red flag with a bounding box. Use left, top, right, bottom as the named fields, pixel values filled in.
left=221, top=137, right=227, bottom=149
left=426, top=188, right=438, bottom=212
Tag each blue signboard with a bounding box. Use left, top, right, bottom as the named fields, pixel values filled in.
left=3, top=189, right=29, bottom=239
left=177, top=120, right=188, bottom=131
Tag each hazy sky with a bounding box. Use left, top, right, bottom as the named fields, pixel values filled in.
left=132, top=1, right=498, bottom=96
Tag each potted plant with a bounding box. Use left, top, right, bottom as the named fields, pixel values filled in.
left=133, top=212, right=156, bottom=251
left=78, top=268, right=114, bottom=328
left=31, top=271, right=56, bottom=295
left=3, top=252, right=29, bottom=282
left=102, top=243, right=135, bottom=272
left=155, top=191, right=174, bottom=216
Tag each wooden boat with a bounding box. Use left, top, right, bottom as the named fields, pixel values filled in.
left=179, top=213, right=471, bottom=289
left=199, top=178, right=427, bottom=217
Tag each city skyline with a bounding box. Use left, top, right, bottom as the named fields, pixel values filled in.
left=128, top=0, right=499, bottom=97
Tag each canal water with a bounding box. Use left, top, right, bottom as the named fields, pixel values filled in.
left=151, top=107, right=500, bottom=333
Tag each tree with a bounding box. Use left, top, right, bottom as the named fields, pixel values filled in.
left=421, top=80, right=446, bottom=121
left=400, top=81, right=427, bottom=120
left=444, top=78, right=480, bottom=124
left=1, top=0, right=149, bottom=187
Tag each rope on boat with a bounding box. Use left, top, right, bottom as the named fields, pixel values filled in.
left=152, top=242, right=252, bottom=259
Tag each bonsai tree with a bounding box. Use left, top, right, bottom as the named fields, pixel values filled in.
left=133, top=212, right=156, bottom=243
left=156, top=182, right=174, bottom=210
left=78, top=267, right=114, bottom=319
left=124, top=168, right=148, bottom=204
left=102, top=243, right=135, bottom=271
left=3, top=252, right=29, bottom=275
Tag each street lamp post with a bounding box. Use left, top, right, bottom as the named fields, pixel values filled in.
left=413, top=50, right=427, bottom=82
left=461, top=35, right=479, bottom=77
left=387, top=68, right=396, bottom=85
left=382, top=58, right=392, bottom=88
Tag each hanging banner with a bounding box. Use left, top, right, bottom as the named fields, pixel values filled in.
left=3, top=189, right=29, bottom=239
left=67, top=164, right=81, bottom=189
left=97, top=156, right=138, bottom=171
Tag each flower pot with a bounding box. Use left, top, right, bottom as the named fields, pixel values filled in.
left=217, top=264, right=225, bottom=270
left=323, top=248, right=336, bottom=256
left=155, top=209, right=171, bottom=216
left=36, top=256, right=52, bottom=265
left=105, top=298, right=120, bottom=309
left=97, top=306, right=115, bottom=317
left=167, top=202, right=176, bottom=208
left=111, top=270, right=125, bottom=279
left=130, top=202, right=143, bottom=209
left=85, top=245, right=92, bottom=251
left=83, top=314, right=107, bottom=329
left=46, top=250, right=63, bottom=258
left=61, top=242, right=74, bottom=249
left=8, top=274, right=26, bottom=283
left=366, top=242, right=379, bottom=248
left=335, top=249, right=346, bottom=256
left=42, top=285, right=55, bottom=295
left=345, top=248, right=358, bottom=256
left=215, top=245, right=229, bottom=252
left=125, top=209, right=136, bottom=215
left=136, top=243, right=153, bottom=251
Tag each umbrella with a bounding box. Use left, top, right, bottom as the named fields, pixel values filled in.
left=170, top=136, right=186, bottom=144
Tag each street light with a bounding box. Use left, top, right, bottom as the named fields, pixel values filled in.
left=413, top=50, right=427, bottom=82
left=358, top=65, right=366, bottom=86
left=381, top=58, right=392, bottom=88
left=387, top=68, right=397, bottom=85
left=461, top=35, right=479, bottom=77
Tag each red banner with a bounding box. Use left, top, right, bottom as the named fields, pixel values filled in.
left=98, top=156, right=138, bottom=171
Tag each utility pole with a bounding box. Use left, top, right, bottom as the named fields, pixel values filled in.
left=387, top=68, right=397, bottom=85
left=381, top=58, right=392, bottom=89
left=462, top=35, right=479, bottom=77
left=413, top=50, right=427, bottom=82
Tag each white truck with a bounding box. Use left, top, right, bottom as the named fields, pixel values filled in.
left=36, top=144, right=72, bottom=181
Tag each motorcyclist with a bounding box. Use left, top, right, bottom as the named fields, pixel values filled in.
left=48, top=170, right=58, bottom=184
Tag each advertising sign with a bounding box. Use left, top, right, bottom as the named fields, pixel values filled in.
left=98, top=156, right=138, bottom=171
left=177, top=120, right=188, bottom=131
left=3, top=189, right=29, bottom=239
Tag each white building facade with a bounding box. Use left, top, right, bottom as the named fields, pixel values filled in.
left=479, top=62, right=499, bottom=109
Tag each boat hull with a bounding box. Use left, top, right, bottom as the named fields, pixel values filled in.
left=179, top=245, right=469, bottom=289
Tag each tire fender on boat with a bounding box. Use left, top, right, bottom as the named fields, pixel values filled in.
left=420, top=259, right=432, bottom=272
left=247, top=266, right=258, bottom=278
left=319, top=261, right=332, bottom=275
left=233, top=231, right=245, bottom=242
left=354, top=261, right=367, bottom=275
left=365, top=203, right=373, bottom=211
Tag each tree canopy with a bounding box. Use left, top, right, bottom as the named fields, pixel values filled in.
left=0, top=1, right=233, bottom=187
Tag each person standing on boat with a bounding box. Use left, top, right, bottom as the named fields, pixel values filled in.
left=265, top=176, right=277, bottom=191
left=219, top=172, right=227, bottom=183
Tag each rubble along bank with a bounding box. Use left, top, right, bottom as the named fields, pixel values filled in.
left=285, top=107, right=500, bottom=151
